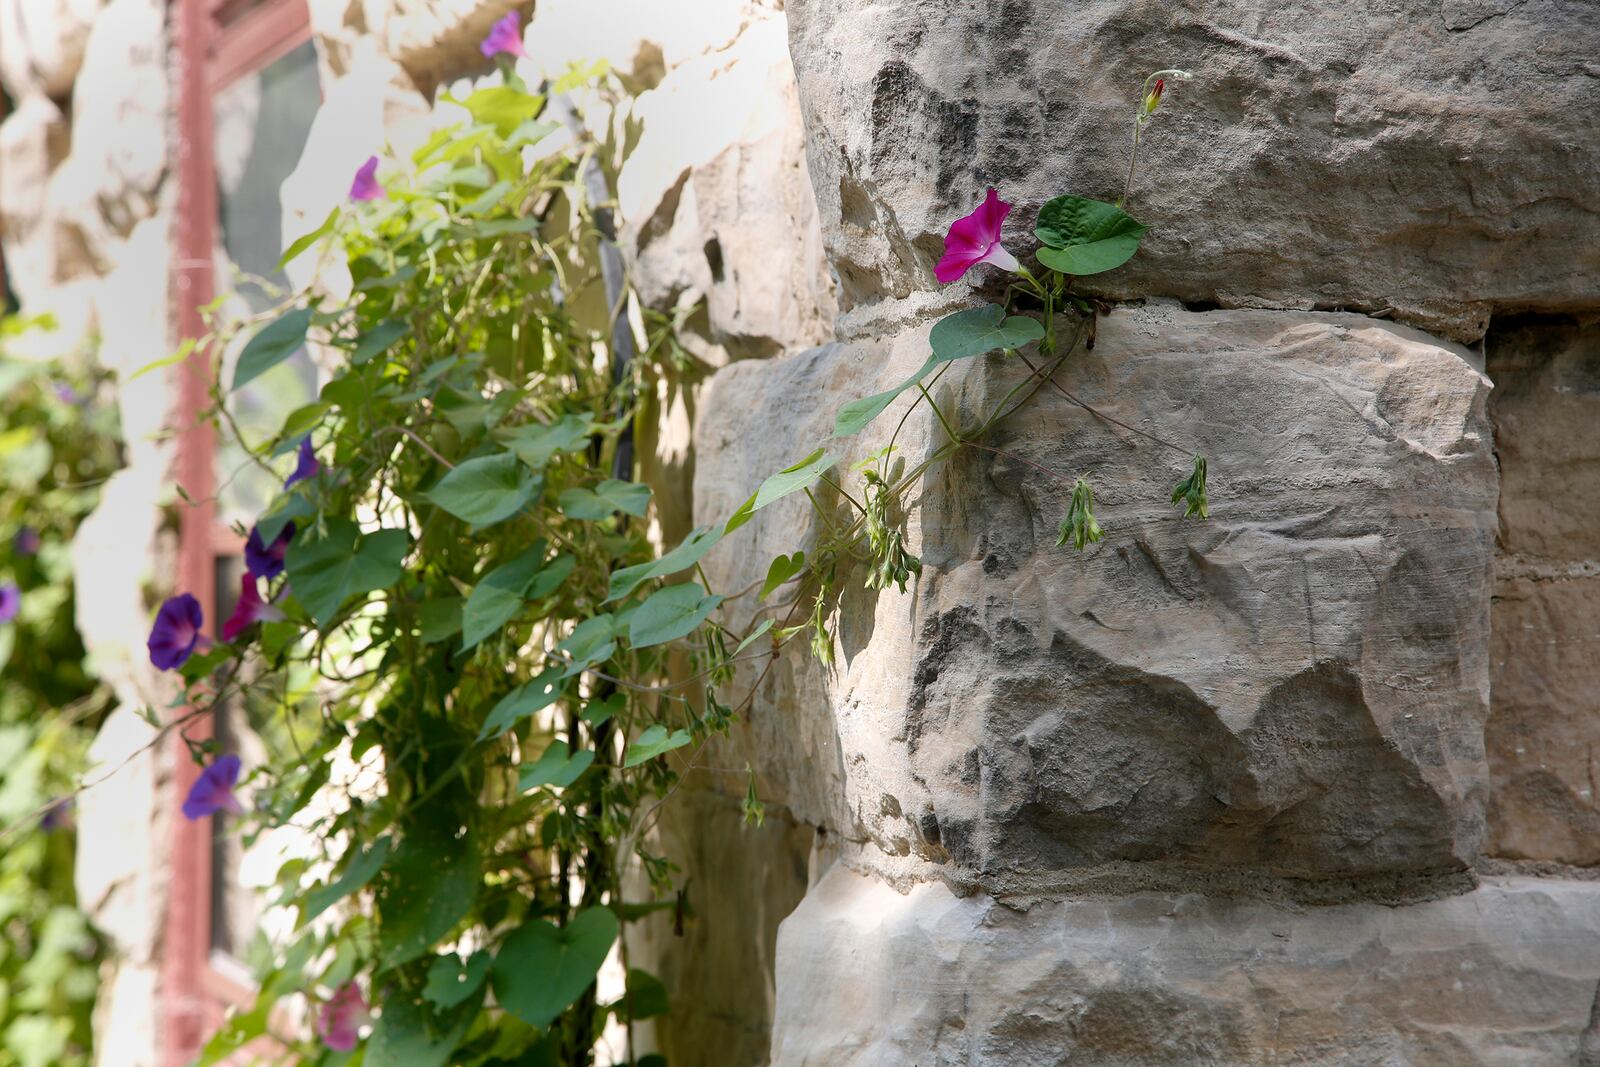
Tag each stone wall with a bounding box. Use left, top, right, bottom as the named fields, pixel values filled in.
left=3, top=0, right=1596, bottom=1062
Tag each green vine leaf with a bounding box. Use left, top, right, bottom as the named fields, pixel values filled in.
left=367, top=988, right=483, bottom=1067
left=351, top=319, right=409, bottom=364
left=624, top=724, right=693, bottom=767
left=753, top=448, right=840, bottom=511
left=491, top=908, right=619, bottom=1030
left=427, top=452, right=540, bottom=527
left=376, top=815, right=479, bottom=968
left=760, top=551, right=806, bottom=600
left=299, top=834, right=392, bottom=926
left=733, top=618, right=775, bottom=656
left=929, top=304, right=1046, bottom=363
left=461, top=542, right=568, bottom=651
left=606, top=525, right=722, bottom=602
left=1034, top=195, right=1147, bottom=275
left=284, top=518, right=408, bottom=628
left=518, top=740, right=595, bottom=791
left=423, top=952, right=492, bottom=1010
left=496, top=414, right=595, bottom=470
left=232, top=306, right=313, bottom=391
left=830, top=357, right=935, bottom=439
left=555, top=614, right=619, bottom=675
left=628, top=584, right=723, bottom=649
left=478, top=668, right=566, bottom=741
left=277, top=207, right=338, bottom=270
left=558, top=479, right=651, bottom=520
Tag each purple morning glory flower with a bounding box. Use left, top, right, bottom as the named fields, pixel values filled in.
left=40, top=798, right=73, bottom=832
left=286, top=436, right=321, bottom=488
left=13, top=527, right=40, bottom=556
left=479, top=11, right=527, bottom=59
left=54, top=382, right=83, bottom=406
left=182, top=754, right=245, bottom=821
left=222, top=573, right=283, bottom=642
left=244, top=521, right=295, bottom=580
left=0, top=582, right=20, bottom=623
left=147, top=593, right=203, bottom=670
left=318, top=981, right=369, bottom=1052
left=349, top=156, right=385, bottom=202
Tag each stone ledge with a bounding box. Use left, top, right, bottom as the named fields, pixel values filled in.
left=773, top=864, right=1600, bottom=1067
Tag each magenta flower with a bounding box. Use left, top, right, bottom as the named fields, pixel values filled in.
left=244, top=521, right=295, bottom=580
left=349, top=156, right=385, bottom=202
left=285, top=436, right=321, bottom=488
left=13, top=527, right=40, bottom=556
left=0, top=582, right=19, bottom=623
left=317, top=981, right=369, bottom=1052
left=147, top=593, right=203, bottom=670
left=479, top=11, right=527, bottom=60
left=182, top=754, right=244, bottom=821
left=1142, top=77, right=1166, bottom=116
left=40, top=798, right=73, bottom=832
left=222, top=574, right=284, bottom=643
left=933, top=187, right=1020, bottom=284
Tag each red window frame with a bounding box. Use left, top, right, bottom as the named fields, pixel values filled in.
left=164, top=1, right=311, bottom=1062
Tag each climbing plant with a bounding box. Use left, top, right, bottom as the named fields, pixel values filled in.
left=44, top=14, right=1204, bottom=1061
left=0, top=316, right=121, bottom=1067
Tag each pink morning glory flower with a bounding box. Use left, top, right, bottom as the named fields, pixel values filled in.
left=479, top=11, right=527, bottom=60
left=147, top=593, right=203, bottom=670
left=182, top=754, right=244, bottom=820
left=0, top=582, right=19, bottom=623
left=349, top=156, right=385, bottom=202
left=934, top=187, right=1020, bottom=284
left=13, top=527, right=40, bottom=556
left=244, top=521, right=295, bottom=580
left=222, top=574, right=284, bottom=643
left=40, top=797, right=73, bottom=832
left=285, top=436, right=321, bottom=488
left=318, top=981, right=369, bottom=1052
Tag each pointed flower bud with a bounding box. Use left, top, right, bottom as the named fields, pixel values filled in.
left=1171, top=455, right=1209, bottom=519
left=1056, top=478, right=1104, bottom=551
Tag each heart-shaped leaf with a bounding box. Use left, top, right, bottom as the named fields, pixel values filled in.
left=427, top=452, right=538, bottom=527
left=492, top=908, right=619, bottom=1030
left=760, top=552, right=806, bottom=600
left=352, top=320, right=409, bottom=364
left=555, top=614, right=618, bottom=675
left=376, top=816, right=478, bottom=969
left=623, top=724, right=692, bottom=768
left=233, top=306, right=313, bottom=391
left=628, top=584, right=722, bottom=649
left=368, top=988, right=482, bottom=1067
left=478, top=668, right=566, bottom=741
left=423, top=952, right=491, bottom=1010
left=285, top=519, right=408, bottom=628
left=497, top=414, right=594, bottom=470
left=558, top=479, right=651, bottom=520
left=518, top=740, right=595, bottom=791
left=928, top=304, right=1045, bottom=363
left=462, top=541, right=569, bottom=651
left=300, top=835, right=392, bottom=926
left=606, top=525, right=723, bottom=602
left=1033, top=195, right=1146, bottom=275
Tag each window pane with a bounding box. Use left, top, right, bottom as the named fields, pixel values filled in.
left=214, top=40, right=320, bottom=527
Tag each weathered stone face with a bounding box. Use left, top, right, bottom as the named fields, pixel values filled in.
left=696, top=305, right=1498, bottom=892
left=772, top=864, right=1600, bottom=1067
left=785, top=0, right=1600, bottom=341
left=0, top=0, right=102, bottom=99
left=1485, top=316, right=1600, bottom=866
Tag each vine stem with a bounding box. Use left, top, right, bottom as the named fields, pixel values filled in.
left=1013, top=351, right=1192, bottom=458
left=373, top=425, right=456, bottom=468
left=963, top=440, right=1078, bottom=484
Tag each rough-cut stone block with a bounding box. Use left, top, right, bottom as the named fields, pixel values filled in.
left=356, top=0, right=519, bottom=92
left=621, top=15, right=836, bottom=361
left=1487, top=576, right=1600, bottom=866
left=771, top=863, right=1600, bottom=1067
left=0, top=93, right=72, bottom=307
left=0, top=0, right=102, bottom=99
left=61, top=0, right=166, bottom=236
left=785, top=0, right=1600, bottom=341
left=695, top=306, right=1497, bottom=891
left=1487, top=316, right=1600, bottom=564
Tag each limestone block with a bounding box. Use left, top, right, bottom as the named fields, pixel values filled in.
left=0, top=94, right=73, bottom=307
left=0, top=0, right=103, bottom=99
left=61, top=0, right=167, bottom=237
left=356, top=0, right=520, bottom=92
left=75, top=706, right=165, bottom=962
left=523, top=0, right=754, bottom=85
left=622, top=15, right=837, bottom=361
left=785, top=0, right=1600, bottom=341
left=694, top=306, right=1497, bottom=891
left=1487, top=315, right=1600, bottom=563
left=90, top=960, right=159, bottom=1067
left=771, top=863, right=1600, bottom=1067
left=1487, top=577, right=1600, bottom=866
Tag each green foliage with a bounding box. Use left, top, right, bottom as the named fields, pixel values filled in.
left=1057, top=478, right=1105, bottom=551
left=1034, top=195, right=1146, bottom=275
left=0, top=318, right=121, bottom=1067
left=1173, top=455, right=1210, bottom=519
